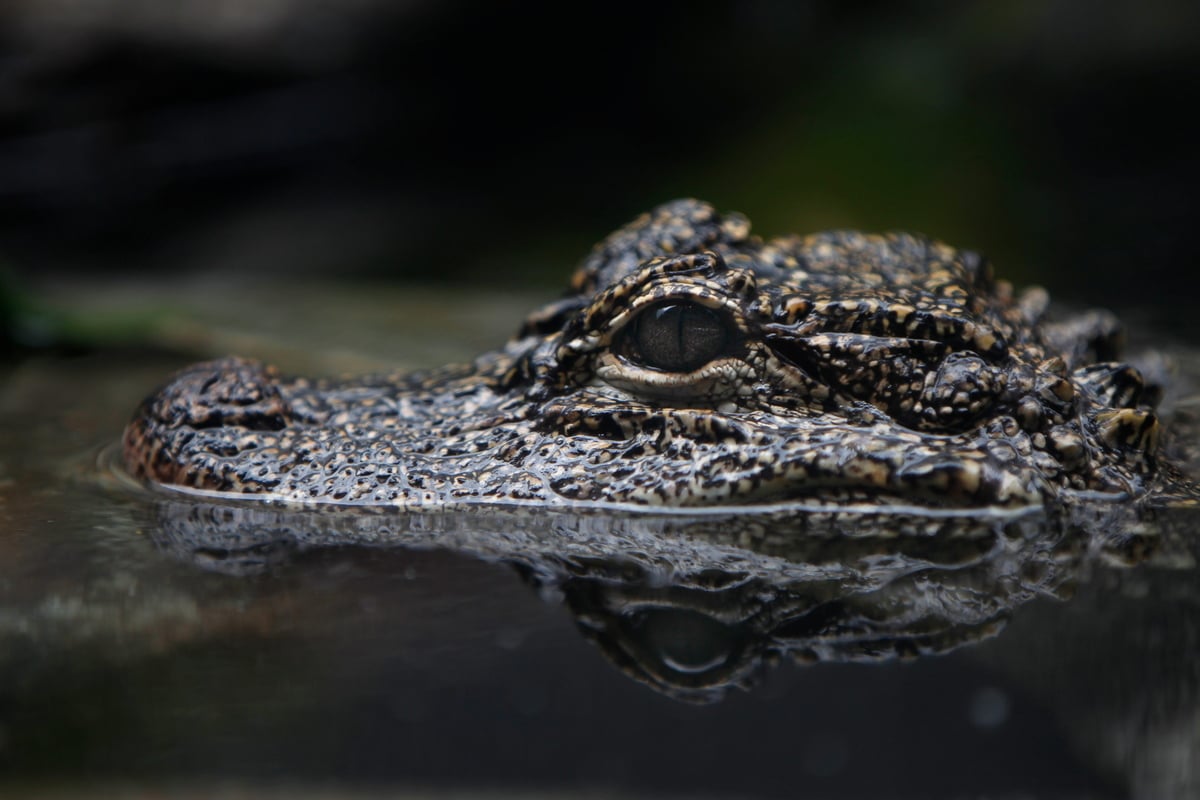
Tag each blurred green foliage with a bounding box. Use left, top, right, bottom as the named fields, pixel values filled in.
left=0, top=267, right=161, bottom=357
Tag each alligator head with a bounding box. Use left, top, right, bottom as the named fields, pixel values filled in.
left=124, top=199, right=1166, bottom=510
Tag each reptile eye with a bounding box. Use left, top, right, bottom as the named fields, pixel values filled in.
left=629, top=302, right=730, bottom=372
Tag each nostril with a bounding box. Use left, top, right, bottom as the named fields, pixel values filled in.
left=152, top=357, right=292, bottom=431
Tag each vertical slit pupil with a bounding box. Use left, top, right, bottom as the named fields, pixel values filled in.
left=632, top=302, right=728, bottom=372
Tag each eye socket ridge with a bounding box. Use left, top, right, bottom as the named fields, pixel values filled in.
left=624, top=301, right=736, bottom=373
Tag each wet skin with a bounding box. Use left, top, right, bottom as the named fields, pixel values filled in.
left=124, top=199, right=1165, bottom=509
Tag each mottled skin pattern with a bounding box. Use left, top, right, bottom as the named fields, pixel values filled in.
left=124, top=200, right=1164, bottom=509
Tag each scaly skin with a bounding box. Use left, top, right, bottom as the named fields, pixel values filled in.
left=124, top=199, right=1164, bottom=509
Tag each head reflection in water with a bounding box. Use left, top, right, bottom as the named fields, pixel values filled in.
left=142, top=496, right=1157, bottom=703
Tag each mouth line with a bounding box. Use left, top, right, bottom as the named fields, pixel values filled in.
left=124, top=475, right=1048, bottom=519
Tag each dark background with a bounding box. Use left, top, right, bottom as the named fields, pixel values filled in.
left=2, top=0, right=1198, bottom=335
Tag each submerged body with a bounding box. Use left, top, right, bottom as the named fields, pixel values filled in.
left=124, top=200, right=1164, bottom=509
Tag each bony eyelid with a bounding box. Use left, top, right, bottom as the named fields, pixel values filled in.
left=593, top=352, right=748, bottom=402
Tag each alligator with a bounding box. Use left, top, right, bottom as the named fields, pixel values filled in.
left=123, top=199, right=1167, bottom=511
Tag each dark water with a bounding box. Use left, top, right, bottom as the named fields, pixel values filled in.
left=1, top=308, right=1198, bottom=800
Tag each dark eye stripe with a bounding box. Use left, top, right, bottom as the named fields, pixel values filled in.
left=630, top=302, right=730, bottom=372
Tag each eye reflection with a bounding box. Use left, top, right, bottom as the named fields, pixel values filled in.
left=630, top=302, right=730, bottom=372
left=630, top=608, right=742, bottom=674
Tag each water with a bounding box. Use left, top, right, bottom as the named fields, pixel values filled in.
left=1, top=289, right=1198, bottom=799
